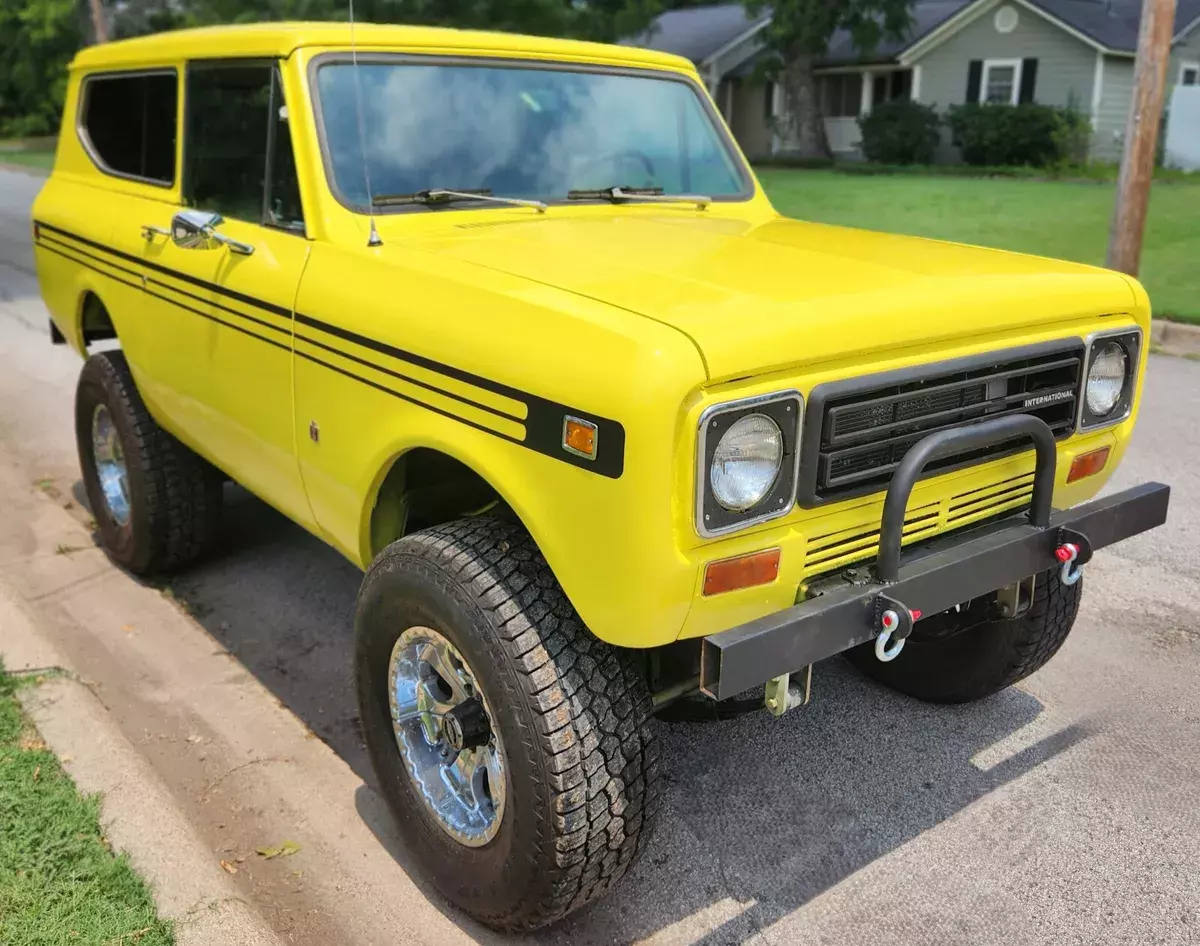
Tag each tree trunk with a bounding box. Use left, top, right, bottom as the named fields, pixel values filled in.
left=775, top=53, right=830, bottom=160
left=88, top=0, right=109, bottom=43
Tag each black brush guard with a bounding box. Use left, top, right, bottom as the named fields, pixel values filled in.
left=699, top=414, right=1170, bottom=701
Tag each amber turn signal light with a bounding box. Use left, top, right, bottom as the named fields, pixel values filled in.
left=562, top=416, right=597, bottom=460
left=1067, top=446, right=1111, bottom=483
left=703, top=548, right=781, bottom=596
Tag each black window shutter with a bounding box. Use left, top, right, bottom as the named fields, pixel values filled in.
left=966, top=60, right=983, bottom=104
left=1019, top=58, right=1039, bottom=103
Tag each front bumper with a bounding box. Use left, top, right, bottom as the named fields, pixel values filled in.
left=699, top=415, right=1170, bottom=701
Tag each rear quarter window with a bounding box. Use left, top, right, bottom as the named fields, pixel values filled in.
left=79, top=71, right=178, bottom=185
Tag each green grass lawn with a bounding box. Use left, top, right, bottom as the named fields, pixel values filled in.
left=758, top=168, right=1200, bottom=324
left=0, top=665, right=173, bottom=946
left=0, top=149, right=55, bottom=170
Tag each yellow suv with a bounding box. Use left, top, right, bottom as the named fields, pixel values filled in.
left=34, top=22, right=1169, bottom=930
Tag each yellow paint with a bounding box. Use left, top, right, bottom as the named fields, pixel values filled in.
left=33, top=25, right=1152, bottom=650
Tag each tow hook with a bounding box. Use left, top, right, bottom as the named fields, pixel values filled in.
left=1056, top=542, right=1084, bottom=586
left=874, top=595, right=920, bottom=663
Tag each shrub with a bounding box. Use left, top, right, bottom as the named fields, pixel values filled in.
left=857, top=100, right=942, bottom=165
left=946, top=103, right=1092, bottom=168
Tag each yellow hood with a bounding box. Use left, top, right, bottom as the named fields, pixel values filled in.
left=408, top=211, right=1136, bottom=380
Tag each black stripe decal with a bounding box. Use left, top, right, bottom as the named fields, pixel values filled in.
left=38, top=221, right=293, bottom=320
left=294, top=331, right=522, bottom=423
left=35, top=221, right=625, bottom=478
left=295, top=349, right=523, bottom=442
left=39, top=232, right=144, bottom=283
left=147, top=277, right=291, bottom=338
left=37, top=242, right=144, bottom=293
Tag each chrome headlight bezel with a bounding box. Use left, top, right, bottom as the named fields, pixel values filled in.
left=1077, top=328, right=1142, bottom=433
left=696, top=391, right=803, bottom=538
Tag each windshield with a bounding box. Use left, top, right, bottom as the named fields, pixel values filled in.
left=313, top=60, right=752, bottom=209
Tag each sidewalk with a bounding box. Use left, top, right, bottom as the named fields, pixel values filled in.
left=0, top=583, right=280, bottom=946
left=0, top=460, right=497, bottom=946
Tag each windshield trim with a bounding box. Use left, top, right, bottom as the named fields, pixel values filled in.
left=307, top=52, right=755, bottom=216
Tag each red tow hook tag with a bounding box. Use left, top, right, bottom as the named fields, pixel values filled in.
left=1055, top=543, right=1083, bottom=586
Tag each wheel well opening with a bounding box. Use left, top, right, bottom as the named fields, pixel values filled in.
left=80, top=291, right=117, bottom=347
left=369, top=448, right=503, bottom=557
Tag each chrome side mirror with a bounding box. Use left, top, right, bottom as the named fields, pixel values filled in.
left=171, top=209, right=254, bottom=256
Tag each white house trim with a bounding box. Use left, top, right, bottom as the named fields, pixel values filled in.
left=1180, top=61, right=1200, bottom=86
left=912, top=63, right=923, bottom=102
left=899, top=0, right=1132, bottom=66
left=698, top=17, right=771, bottom=72
left=1175, top=15, right=1200, bottom=44
left=899, top=0, right=1002, bottom=64
left=1091, top=51, right=1104, bottom=126
left=812, top=63, right=896, bottom=75
left=982, top=58, right=1023, bottom=105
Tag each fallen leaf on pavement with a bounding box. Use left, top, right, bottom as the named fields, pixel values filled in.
left=219, top=860, right=238, bottom=874
left=256, top=840, right=301, bottom=859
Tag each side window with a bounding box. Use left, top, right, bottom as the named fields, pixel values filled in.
left=184, top=62, right=304, bottom=232
left=81, top=72, right=178, bottom=185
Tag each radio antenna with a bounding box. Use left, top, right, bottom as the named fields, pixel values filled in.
left=349, top=0, right=382, bottom=247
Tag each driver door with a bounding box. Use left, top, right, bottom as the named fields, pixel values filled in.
left=143, top=60, right=314, bottom=529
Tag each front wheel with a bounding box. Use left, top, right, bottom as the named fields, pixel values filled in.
left=355, top=518, right=660, bottom=931
left=846, top=566, right=1082, bottom=703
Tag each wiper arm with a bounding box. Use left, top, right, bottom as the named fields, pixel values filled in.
left=371, top=188, right=547, bottom=213
left=566, top=186, right=710, bottom=210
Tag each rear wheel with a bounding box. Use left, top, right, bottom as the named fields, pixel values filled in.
left=75, top=351, right=223, bottom=576
left=846, top=567, right=1082, bottom=703
left=356, top=517, right=660, bottom=931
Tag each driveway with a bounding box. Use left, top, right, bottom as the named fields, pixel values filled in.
left=1, top=167, right=1197, bottom=945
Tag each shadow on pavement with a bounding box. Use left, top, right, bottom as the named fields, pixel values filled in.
left=106, top=482, right=1090, bottom=945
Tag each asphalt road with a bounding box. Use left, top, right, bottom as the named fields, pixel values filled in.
left=2, top=167, right=1198, bottom=945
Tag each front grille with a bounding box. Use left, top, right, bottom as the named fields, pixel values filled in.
left=812, top=344, right=1083, bottom=502
left=802, top=471, right=1035, bottom=579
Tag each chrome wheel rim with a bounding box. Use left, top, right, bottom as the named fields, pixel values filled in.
left=388, top=627, right=507, bottom=847
left=91, top=404, right=130, bottom=527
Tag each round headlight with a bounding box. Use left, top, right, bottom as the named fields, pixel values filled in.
left=1086, top=342, right=1128, bottom=417
left=710, top=413, right=783, bottom=512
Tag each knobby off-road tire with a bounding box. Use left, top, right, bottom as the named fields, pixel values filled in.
left=356, top=517, right=661, bottom=931
left=75, top=351, right=223, bottom=576
left=847, top=566, right=1083, bottom=704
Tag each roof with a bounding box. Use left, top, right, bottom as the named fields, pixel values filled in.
left=824, top=0, right=972, bottom=65
left=630, top=0, right=1200, bottom=71
left=622, top=3, right=770, bottom=62
left=70, top=21, right=694, bottom=72
left=906, top=0, right=1200, bottom=57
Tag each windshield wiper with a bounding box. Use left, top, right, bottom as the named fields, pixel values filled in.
left=371, top=188, right=547, bottom=213
left=567, top=186, right=710, bottom=210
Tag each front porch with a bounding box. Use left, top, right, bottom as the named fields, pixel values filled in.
left=717, top=65, right=918, bottom=160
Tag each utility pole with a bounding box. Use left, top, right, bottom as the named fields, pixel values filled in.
left=87, top=0, right=109, bottom=43
left=1106, top=0, right=1176, bottom=275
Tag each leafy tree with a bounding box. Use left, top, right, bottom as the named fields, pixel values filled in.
left=0, top=0, right=83, bottom=137
left=744, top=0, right=916, bottom=159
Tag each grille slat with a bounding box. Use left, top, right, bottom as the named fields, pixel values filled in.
left=815, top=346, right=1082, bottom=501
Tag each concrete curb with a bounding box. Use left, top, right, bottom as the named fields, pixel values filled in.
left=1152, top=319, right=1200, bottom=359
left=0, top=584, right=283, bottom=946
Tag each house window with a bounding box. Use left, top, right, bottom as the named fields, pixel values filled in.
left=819, top=73, right=863, bottom=118
left=1181, top=62, right=1199, bottom=86
left=982, top=59, right=1021, bottom=105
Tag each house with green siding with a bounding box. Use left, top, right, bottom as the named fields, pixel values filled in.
left=628, top=0, right=1200, bottom=163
